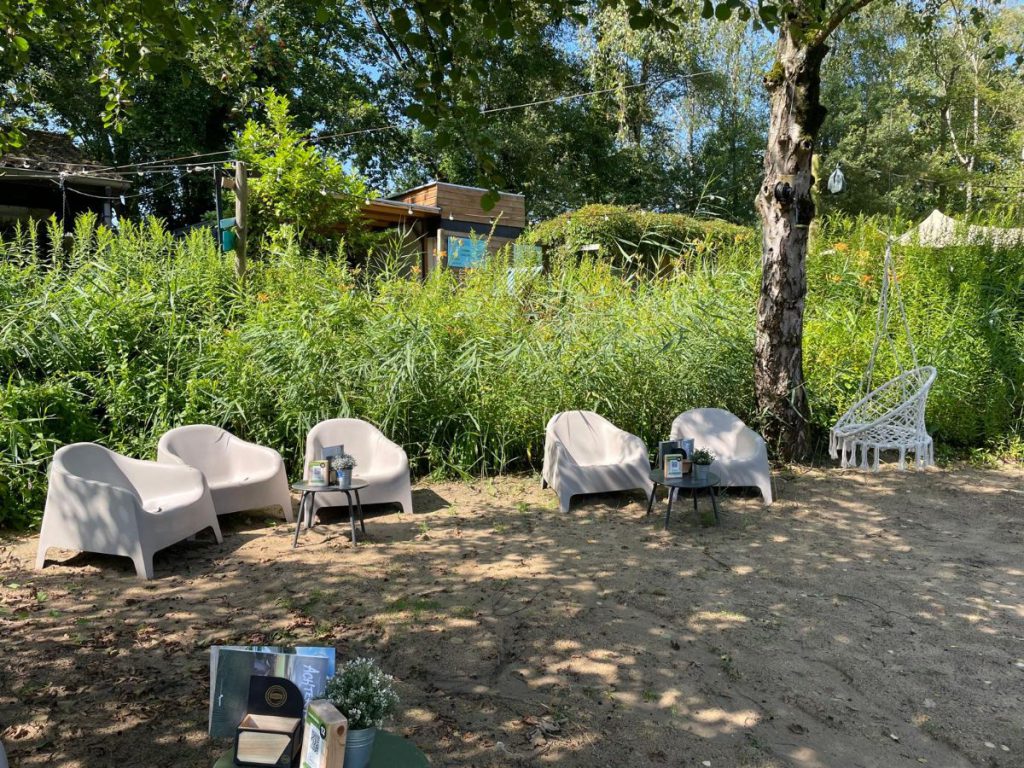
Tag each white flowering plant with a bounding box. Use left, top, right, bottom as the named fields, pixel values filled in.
left=324, top=657, right=399, bottom=730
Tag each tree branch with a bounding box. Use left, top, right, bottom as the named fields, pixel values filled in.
left=359, top=0, right=411, bottom=69
left=811, top=0, right=880, bottom=48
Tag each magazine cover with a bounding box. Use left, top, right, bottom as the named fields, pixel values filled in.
left=208, top=645, right=336, bottom=738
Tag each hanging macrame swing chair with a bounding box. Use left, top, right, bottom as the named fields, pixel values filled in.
left=829, top=241, right=937, bottom=471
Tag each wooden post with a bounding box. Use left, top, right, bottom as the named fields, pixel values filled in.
left=213, top=166, right=224, bottom=253
left=234, top=161, right=248, bottom=278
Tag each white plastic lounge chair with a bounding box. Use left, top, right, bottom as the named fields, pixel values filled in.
left=542, top=411, right=653, bottom=513
left=671, top=408, right=773, bottom=504
left=303, top=419, right=413, bottom=514
left=157, top=425, right=293, bottom=522
left=37, top=442, right=222, bottom=579
left=830, top=366, right=936, bottom=471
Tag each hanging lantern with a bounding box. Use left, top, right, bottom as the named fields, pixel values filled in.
left=828, top=165, right=846, bottom=194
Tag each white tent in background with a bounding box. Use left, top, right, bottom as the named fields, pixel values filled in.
left=898, top=209, right=1024, bottom=249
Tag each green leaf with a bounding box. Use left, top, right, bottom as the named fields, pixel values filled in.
left=390, top=9, right=412, bottom=35
left=480, top=189, right=499, bottom=211
left=13, top=36, right=29, bottom=52
left=715, top=3, right=732, bottom=21
left=701, top=0, right=714, bottom=19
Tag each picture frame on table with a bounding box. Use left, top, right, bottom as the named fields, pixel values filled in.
left=663, top=453, right=684, bottom=479
left=308, top=460, right=329, bottom=487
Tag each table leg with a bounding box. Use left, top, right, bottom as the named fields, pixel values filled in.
left=692, top=489, right=699, bottom=522
left=710, top=486, right=721, bottom=525
left=663, top=490, right=674, bottom=530
left=292, top=492, right=307, bottom=548
left=306, top=492, right=316, bottom=529
left=342, top=489, right=357, bottom=545
left=646, top=485, right=657, bottom=517
left=354, top=489, right=366, bottom=533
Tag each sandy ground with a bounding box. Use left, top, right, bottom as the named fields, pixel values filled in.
left=1, top=466, right=1023, bottom=768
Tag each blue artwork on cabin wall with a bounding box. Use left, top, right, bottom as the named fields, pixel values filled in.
left=447, top=236, right=487, bottom=268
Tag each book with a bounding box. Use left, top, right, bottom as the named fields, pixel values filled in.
left=321, top=445, right=344, bottom=485
left=208, top=646, right=336, bottom=739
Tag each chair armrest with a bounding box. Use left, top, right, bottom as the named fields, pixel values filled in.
left=735, top=427, right=765, bottom=458
left=47, top=467, right=143, bottom=535
left=118, top=456, right=206, bottom=499
left=617, top=431, right=649, bottom=464
left=229, top=439, right=285, bottom=476
left=547, top=438, right=579, bottom=469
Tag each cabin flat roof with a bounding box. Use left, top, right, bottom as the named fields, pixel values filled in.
left=388, top=180, right=526, bottom=200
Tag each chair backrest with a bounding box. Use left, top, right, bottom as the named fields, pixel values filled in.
left=158, top=425, right=236, bottom=480
left=305, top=418, right=384, bottom=476
left=670, top=408, right=751, bottom=459
left=53, top=443, right=139, bottom=496
left=547, top=411, right=619, bottom=466
left=836, top=366, right=936, bottom=432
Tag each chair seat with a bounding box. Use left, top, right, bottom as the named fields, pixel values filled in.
left=143, top=488, right=203, bottom=514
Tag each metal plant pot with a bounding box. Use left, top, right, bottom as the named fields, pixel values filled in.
left=343, top=726, right=376, bottom=768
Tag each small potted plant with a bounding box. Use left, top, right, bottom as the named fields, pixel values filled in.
left=330, top=453, right=357, bottom=487
left=324, top=657, right=399, bottom=768
left=691, top=448, right=715, bottom=481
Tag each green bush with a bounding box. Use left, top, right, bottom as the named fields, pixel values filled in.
left=525, top=204, right=750, bottom=275
left=0, top=212, right=1021, bottom=528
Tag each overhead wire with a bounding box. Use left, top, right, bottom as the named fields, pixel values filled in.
left=37, top=72, right=714, bottom=179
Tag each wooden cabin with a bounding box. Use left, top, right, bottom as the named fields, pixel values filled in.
left=355, top=181, right=528, bottom=276
left=0, top=130, right=129, bottom=231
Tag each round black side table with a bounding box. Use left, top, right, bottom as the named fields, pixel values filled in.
left=291, top=479, right=368, bottom=547
left=647, top=469, right=721, bottom=529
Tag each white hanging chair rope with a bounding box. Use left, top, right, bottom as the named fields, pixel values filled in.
left=829, top=239, right=936, bottom=471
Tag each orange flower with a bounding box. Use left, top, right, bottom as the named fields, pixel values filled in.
left=834, top=242, right=850, bottom=252
left=256, top=292, right=270, bottom=303
left=859, top=274, right=874, bottom=285
left=827, top=274, right=842, bottom=283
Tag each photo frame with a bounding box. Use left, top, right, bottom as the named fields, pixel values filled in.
left=664, top=453, right=684, bottom=479
left=308, top=460, right=329, bottom=487
left=657, top=440, right=683, bottom=467
left=321, top=445, right=344, bottom=462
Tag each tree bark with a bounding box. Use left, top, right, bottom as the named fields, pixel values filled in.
left=754, top=26, right=829, bottom=460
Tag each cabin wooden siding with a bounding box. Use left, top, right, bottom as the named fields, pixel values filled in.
left=391, top=182, right=526, bottom=229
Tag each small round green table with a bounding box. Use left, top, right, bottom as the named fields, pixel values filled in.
left=213, top=730, right=428, bottom=767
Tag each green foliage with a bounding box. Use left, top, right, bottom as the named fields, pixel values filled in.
left=324, top=658, right=399, bottom=730
left=1, top=212, right=1022, bottom=528
left=2, top=0, right=237, bottom=143
left=526, top=204, right=749, bottom=273
left=235, top=90, right=367, bottom=251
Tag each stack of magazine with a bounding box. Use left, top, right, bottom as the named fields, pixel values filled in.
left=208, top=645, right=336, bottom=738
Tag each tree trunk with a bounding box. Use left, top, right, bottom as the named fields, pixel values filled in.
left=754, top=28, right=828, bottom=460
